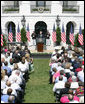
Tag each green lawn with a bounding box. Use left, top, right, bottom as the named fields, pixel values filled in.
left=23, top=59, right=55, bottom=103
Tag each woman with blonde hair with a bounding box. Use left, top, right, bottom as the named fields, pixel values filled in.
left=25, top=53, right=30, bottom=64
left=13, top=63, right=19, bottom=70
left=1, top=69, right=6, bottom=91
left=25, top=53, right=34, bottom=72
left=64, top=63, right=71, bottom=73
left=1, top=69, right=5, bottom=80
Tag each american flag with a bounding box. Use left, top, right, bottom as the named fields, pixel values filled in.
left=26, top=24, right=30, bottom=42
left=1, top=29, right=3, bottom=46
left=78, top=25, right=84, bottom=45
left=61, top=24, right=66, bottom=43
left=16, top=24, right=21, bottom=42
left=69, top=25, right=74, bottom=45
left=52, top=24, right=56, bottom=42
left=8, top=24, right=13, bottom=42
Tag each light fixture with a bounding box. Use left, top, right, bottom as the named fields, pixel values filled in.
left=21, top=15, right=26, bottom=28
left=56, top=15, right=60, bottom=27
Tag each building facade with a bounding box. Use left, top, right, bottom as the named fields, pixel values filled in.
left=1, top=1, right=84, bottom=52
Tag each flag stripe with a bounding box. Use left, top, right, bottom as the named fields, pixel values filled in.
left=8, top=25, right=13, bottom=42
left=16, top=32, right=21, bottom=42
left=26, top=24, right=30, bottom=42
left=78, top=34, right=83, bottom=45
left=52, top=24, right=56, bottom=42
left=78, top=25, right=83, bottom=45
left=69, top=25, right=74, bottom=45
left=61, top=32, right=66, bottom=43
left=61, top=25, right=66, bottom=43
left=52, top=31, right=56, bottom=42
left=8, top=33, right=13, bottom=42
left=1, top=34, right=3, bottom=46
left=16, top=24, right=21, bottom=42
left=69, top=33, right=74, bottom=45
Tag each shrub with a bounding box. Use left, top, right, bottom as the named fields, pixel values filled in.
left=21, top=27, right=27, bottom=43
left=74, top=33, right=80, bottom=47
left=56, top=27, right=61, bottom=45
left=74, top=29, right=84, bottom=47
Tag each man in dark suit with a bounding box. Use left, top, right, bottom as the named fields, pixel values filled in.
left=38, top=31, right=43, bottom=38
left=12, top=50, right=20, bottom=63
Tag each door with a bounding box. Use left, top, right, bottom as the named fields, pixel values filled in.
left=35, top=21, right=47, bottom=52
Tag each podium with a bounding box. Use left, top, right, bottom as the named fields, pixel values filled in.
left=37, top=43, right=43, bottom=52
left=36, top=38, right=45, bottom=52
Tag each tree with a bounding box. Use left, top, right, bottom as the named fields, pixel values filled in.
left=74, top=29, right=84, bottom=47
left=21, top=27, right=27, bottom=43
left=3, top=35, right=7, bottom=47
left=74, top=33, right=80, bottom=47
left=56, top=27, right=61, bottom=45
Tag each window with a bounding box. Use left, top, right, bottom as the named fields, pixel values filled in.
left=36, top=1, right=46, bottom=7
left=14, top=1, right=19, bottom=7
left=63, top=1, right=68, bottom=7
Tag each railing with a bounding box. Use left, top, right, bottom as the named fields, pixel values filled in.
left=2, top=5, right=19, bottom=13
left=31, top=5, right=51, bottom=13
left=62, top=5, right=79, bottom=13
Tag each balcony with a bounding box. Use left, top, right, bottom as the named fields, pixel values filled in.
left=2, top=5, right=19, bottom=13
left=31, top=5, right=51, bottom=13
left=62, top=5, right=79, bottom=13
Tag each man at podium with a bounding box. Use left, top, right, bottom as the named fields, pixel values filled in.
left=38, top=31, right=43, bottom=38
left=37, top=31, right=45, bottom=52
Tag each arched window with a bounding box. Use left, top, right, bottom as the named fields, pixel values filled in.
left=36, top=1, right=46, bottom=7
left=66, top=22, right=74, bottom=44
left=35, top=21, right=47, bottom=35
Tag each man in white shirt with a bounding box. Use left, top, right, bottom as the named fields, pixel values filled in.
left=55, top=75, right=67, bottom=83
left=1, top=53, right=5, bottom=59
left=51, top=63, right=58, bottom=75
left=8, top=71, right=22, bottom=85
left=18, top=57, right=28, bottom=74
left=1, top=54, right=5, bottom=66
left=57, top=62, right=64, bottom=71
left=11, top=63, right=23, bottom=79
left=1, top=80, right=6, bottom=90
left=3, top=81, right=17, bottom=97
left=77, top=70, right=84, bottom=82
left=11, top=82, right=21, bottom=91
left=70, top=76, right=79, bottom=89
left=53, top=76, right=65, bottom=92
left=5, top=53, right=11, bottom=66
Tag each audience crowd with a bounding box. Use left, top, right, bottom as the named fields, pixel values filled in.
left=1, top=45, right=34, bottom=103
left=1, top=44, right=84, bottom=103
left=49, top=45, right=84, bottom=103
